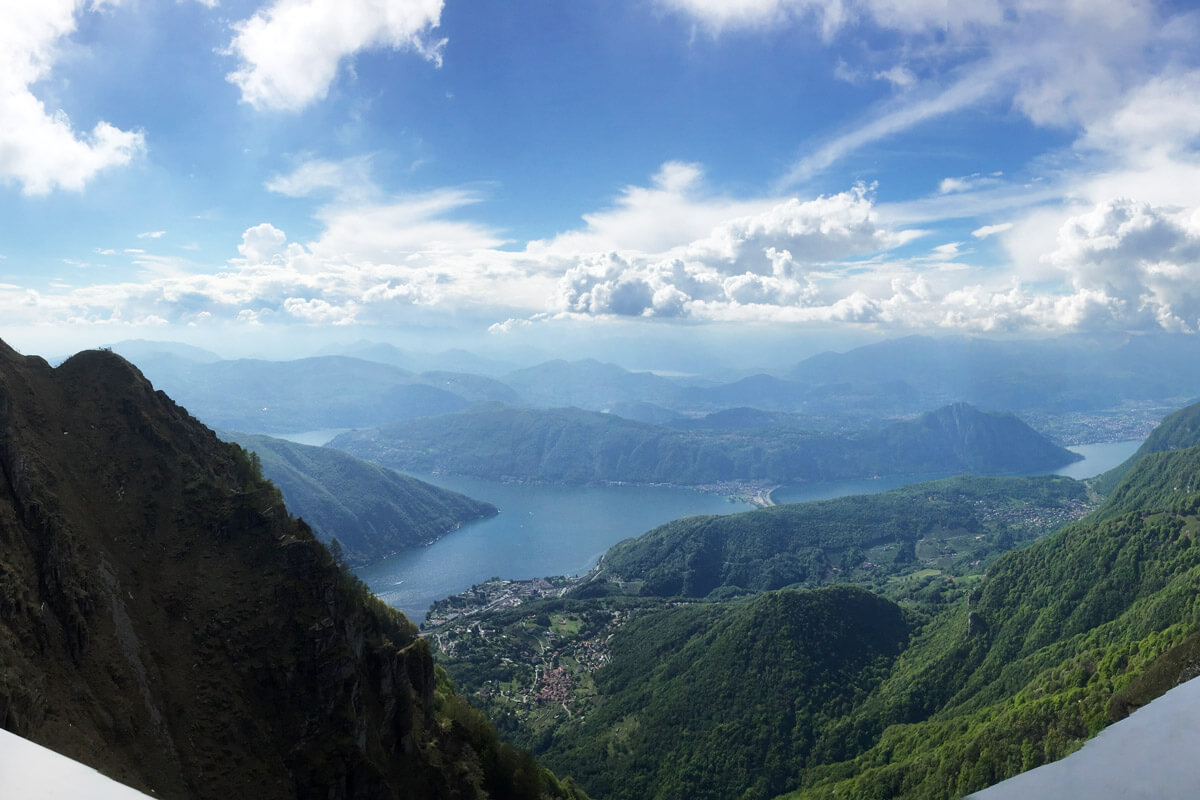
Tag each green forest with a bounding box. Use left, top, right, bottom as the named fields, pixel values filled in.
left=429, top=403, right=1200, bottom=800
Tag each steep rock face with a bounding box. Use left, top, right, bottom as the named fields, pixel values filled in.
left=0, top=341, right=579, bottom=800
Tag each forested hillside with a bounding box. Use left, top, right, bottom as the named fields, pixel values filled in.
left=1092, top=399, right=1200, bottom=494
left=222, top=432, right=497, bottom=566
left=788, top=447, right=1200, bottom=797
left=431, top=411, right=1200, bottom=800
left=593, top=475, right=1089, bottom=598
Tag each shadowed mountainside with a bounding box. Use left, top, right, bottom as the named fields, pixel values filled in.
left=0, top=340, right=585, bottom=800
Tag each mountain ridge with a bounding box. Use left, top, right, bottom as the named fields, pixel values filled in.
left=331, top=401, right=1079, bottom=487
left=0, top=339, right=584, bottom=800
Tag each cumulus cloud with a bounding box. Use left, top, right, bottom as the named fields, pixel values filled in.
left=1047, top=199, right=1200, bottom=331
left=0, top=0, right=145, bottom=194
left=237, top=223, right=290, bottom=265
left=9, top=160, right=1200, bottom=340
left=226, top=0, right=447, bottom=111
left=283, top=296, right=358, bottom=324
left=686, top=184, right=914, bottom=273
left=549, top=182, right=923, bottom=320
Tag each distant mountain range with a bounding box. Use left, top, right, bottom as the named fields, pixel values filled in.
left=109, top=336, right=1200, bottom=447
left=790, top=333, right=1200, bottom=413
left=330, top=401, right=1080, bottom=487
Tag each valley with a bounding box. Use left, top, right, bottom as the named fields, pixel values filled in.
left=413, top=405, right=1200, bottom=800
left=0, top=334, right=1193, bottom=800
left=8, top=4, right=1199, bottom=798
left=423, top=474, right=1101, bottom=757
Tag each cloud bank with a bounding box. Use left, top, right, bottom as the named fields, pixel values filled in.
left=12, top=155, right=1197, bottom=341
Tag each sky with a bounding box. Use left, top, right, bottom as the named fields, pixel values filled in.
left=1, top=0, right=1199, bottom=362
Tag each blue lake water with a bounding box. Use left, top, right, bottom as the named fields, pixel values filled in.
left=352, top=439, right=1142, bottom=623
left=355, top=477, right=755, bottom=622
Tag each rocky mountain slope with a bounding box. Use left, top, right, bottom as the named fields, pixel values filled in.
left=0, top=340, right=584, bottom=800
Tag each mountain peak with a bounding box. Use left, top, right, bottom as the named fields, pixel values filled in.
left=0, top=340, right=585, bottom=800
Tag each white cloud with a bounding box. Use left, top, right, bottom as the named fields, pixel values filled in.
left=1077, top=70, right=1200, bottom=163
left=656, top=0, right=826, bottom=33
left=686, top=183, right=915, bottom=273
left=283, top=296, right=358, bottom=324
left=265, top=155, right=376, bottom=200
left=930, top=242, right=962, bottom=259
left=874, top=64, right=915, bottom=88
left=1047, top=198, right=1200, bottom=332
left=488, top=316, right=535, bottom=334
left=137, top=230, right=166, bottom=239
left=759, top=0, right=1176, bottom=187
left=226, top=0, right=447, bottom=111
left=532, top=161, right=773, bottom=257
left=236, top=222, right=290, bottom=264
left=939, top=172, right=1003, bottom=195
left=548, top=180, right=924, bottom=320
left=7, top=163, right=1200, bottom=340
left=0, top=0, right=145, bottom=194
left=972, top=222, right=1013, bottom=239
left=781, top=64, right=1006, bottom=186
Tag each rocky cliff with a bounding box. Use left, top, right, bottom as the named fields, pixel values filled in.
left=0, top=340, right=582, bottom=799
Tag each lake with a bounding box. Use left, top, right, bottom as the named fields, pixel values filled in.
left=354, top=477, right=754, bottom=622
left=351, top=439, right=1142, bottom=623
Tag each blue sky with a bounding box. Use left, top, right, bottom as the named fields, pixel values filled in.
left=2, top=0, right=1199, bottom=360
